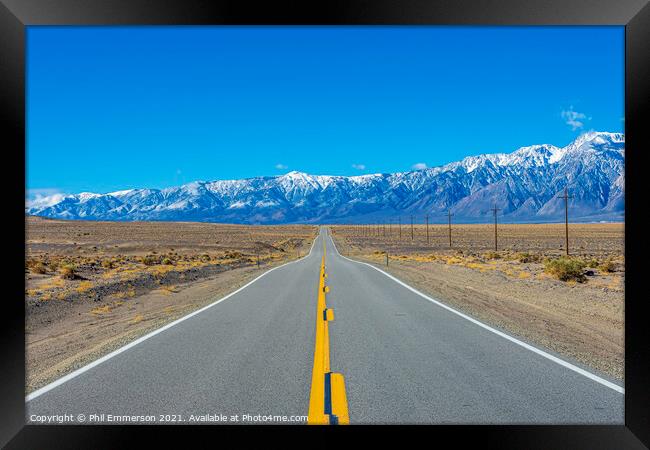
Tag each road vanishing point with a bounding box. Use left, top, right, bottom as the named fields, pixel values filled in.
left=27, top=227, right=623, bottom=424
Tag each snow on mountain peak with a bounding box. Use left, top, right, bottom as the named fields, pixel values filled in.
left=27, top=131, right=625, bottom=224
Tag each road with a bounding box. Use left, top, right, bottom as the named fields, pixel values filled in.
left=27, top=227, right=623, bottom=424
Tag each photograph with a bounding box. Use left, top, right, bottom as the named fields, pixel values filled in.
left=23, top=25, right=626, bottom=426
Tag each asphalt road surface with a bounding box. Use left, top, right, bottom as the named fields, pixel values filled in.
left=27, top=227, right=623, bottom=424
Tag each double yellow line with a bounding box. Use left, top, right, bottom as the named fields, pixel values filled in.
left=307, top=236, right=349, bottom=425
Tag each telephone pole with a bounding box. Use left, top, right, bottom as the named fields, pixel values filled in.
left=398, top=217, right=402, bottom=239
left=447, top=210, right=453, bottom=248
left=410, top=215, right=414, bottom=240
left=490, top=204, right=501, bottom=251
left=425, top=214, right=430, bottom=245
left=558, top=187, right=573, bottom=255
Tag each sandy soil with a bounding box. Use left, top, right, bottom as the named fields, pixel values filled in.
left=25, top=217, right=317, bottom=393
left=330, top=224, right=624, bottom=380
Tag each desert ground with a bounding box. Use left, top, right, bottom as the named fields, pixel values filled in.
left=330, top=223, right=624, bottom=380
left=25, top=216, right=317, bottom=393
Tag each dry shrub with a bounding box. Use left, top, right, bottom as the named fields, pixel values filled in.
left=484, top=251, right=501, bottom=260
left=141, top=255, right=159, bottom=266
left=30, top=262, right=47, bottom=274
left=599, top=259, right=617, bottom=273
left=224, top=250, right=243, bottom=259
left=543, top=257, right=586, bottom=282
left=516, top=252, right=540, bottom=263
left=60, top=264, right=77, bottom=279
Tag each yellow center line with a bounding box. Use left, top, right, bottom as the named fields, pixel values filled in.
left=307, top=233, right=349, bottom=425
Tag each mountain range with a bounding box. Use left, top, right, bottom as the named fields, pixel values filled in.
left=27, top=131, right=625, bottom=224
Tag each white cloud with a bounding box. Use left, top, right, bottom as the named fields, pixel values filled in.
left=275, top=163, right=288, bottom=170
left=411, top=163, right=428, bottom=170
left=561, top=107, right=589, bottom=131
left=26, top=188, right=67, bottom=209
left=351, top=164, right=366, bottom=170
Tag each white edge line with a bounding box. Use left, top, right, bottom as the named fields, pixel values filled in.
left=26, top=230, right=321, bottom=402
left=326, top=230, right=624, bottom=394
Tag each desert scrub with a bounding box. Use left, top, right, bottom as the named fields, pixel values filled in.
left=101, top=259, right=115, bottom=269
left=516, top=252, right=540, bottom=263
left=223, top=250, right=243, bottom=259
left=77, top=281, right=93, bottom=293
left=141, top=255, right=159, bottom=266
left=484, top=251, right=501, bottom=260
left=59, top=264, right=77, bottom=280
left=161, top=257, right=173, bottom=265
left=543, top=257, right=587, bottom=282
left=29, top=261, right=47, bottom=274
left=599, top=259, right=617, bottom=273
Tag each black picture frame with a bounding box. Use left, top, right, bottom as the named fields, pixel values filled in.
left=2, top=0, right=648, bottom=448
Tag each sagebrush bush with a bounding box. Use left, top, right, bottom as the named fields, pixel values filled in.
left=484, top=251, right=501, bottom=260
left=517, top=252, right=540, bottom=263
left=30, top=261, right=47, bottom=274
left=599, top=259, right=616, bottom=273
left=543, top=257, right=586, bottom=282
left=101, top=259, right=114, bottom=269
left=60, top=264, right=77, bottom=279
left=141, top=255, right=158, bottom=266
left=162, top=257, right=173, bottom=265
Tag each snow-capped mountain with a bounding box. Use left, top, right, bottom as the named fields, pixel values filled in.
left=27, top=131, right=625, bottom=224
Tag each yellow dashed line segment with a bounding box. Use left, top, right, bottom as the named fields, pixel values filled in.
left=307, top=236, right=349, bottom=425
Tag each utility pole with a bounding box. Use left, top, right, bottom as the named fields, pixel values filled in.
left=398, top=217, right=402, bottom=239
left=383, top=221, right=386, bottom=237
left=410, top=215, right=414, bottom=240
left=447, top=210, right=453, bottom=248
left=425, top=214, right=430, bottom=245
left=490, top=204, right=501, bottom=252
left=558, top=187, right=573, bottom=255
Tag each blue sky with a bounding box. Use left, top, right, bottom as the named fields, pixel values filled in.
left=27, top=26, right=624, bottom=197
